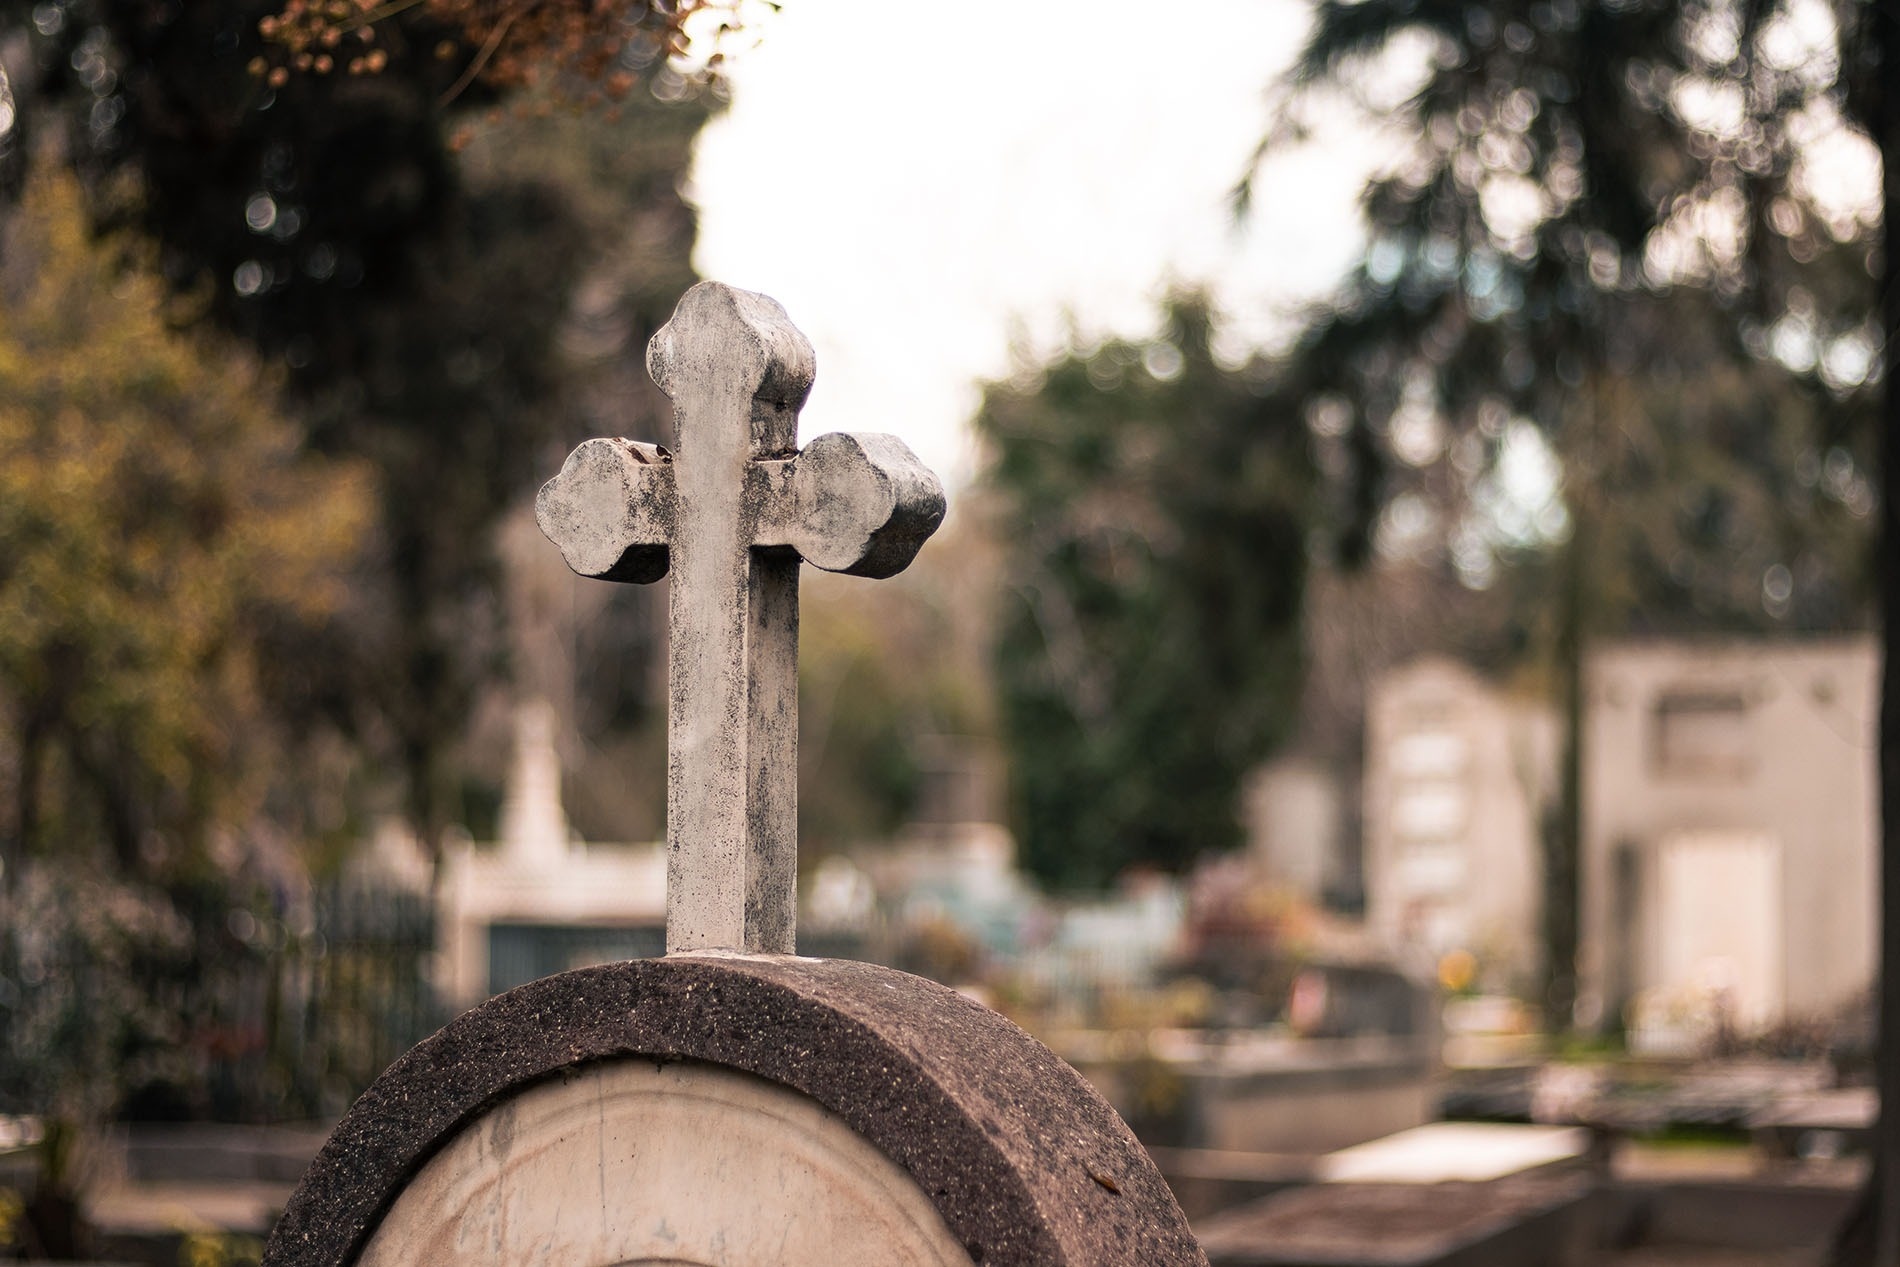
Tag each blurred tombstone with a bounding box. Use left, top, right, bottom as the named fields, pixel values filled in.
left=1362, top=658, right=1555, bottom=990
left=1243, top=755, right=1342, bottom=902
left=432, top=700, right=668, bottom=1006
left=263, top=283, right=1206, bottom=1266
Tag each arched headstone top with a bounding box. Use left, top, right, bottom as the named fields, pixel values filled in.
left=264, top=955, right=1206, bottom=1267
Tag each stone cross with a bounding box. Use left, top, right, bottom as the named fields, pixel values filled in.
left=534, top=282, right=944, bottom=956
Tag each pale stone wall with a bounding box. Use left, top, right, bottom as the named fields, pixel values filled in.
left=1363, top=658, right=1557, bottom=990
left=437, top=838, right=666, bottom=1006
left=1243, top=755, right=1343, bottom=902
left=360, top=1061, right=968, bottom=1267
left=1580, top=637, right=1877, bottom=1033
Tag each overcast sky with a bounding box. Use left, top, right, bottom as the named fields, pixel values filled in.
left=689, top=0, right=1390, bottom=488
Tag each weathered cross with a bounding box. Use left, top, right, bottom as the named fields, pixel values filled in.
left=535, top=282, right=945, bottom=955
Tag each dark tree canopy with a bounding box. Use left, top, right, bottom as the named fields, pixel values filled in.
left=977, top=298, right=1312, bottom=892
left=1265, top=0, right=1878, bottom=613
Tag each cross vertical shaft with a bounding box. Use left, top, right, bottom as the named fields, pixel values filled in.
left=666, top=529, right=797, bottom=955
left=665, top=545, right=799, bottom=953
left=653, top=285, right=809, bottom=954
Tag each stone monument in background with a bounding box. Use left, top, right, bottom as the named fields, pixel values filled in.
left=262, top=282, right=1205, bottom=1265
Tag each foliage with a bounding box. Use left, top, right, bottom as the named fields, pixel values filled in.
left=976, top=296, right=1312, bottom=891
left=0, top=168, right=368, bottom=874
left=796, top=554, right=989, bottom=852
left=180, top=1230, right=264, bottom=1267
left=254, top=0, right=749, bottom=104
left=0, top=168, right=371, bottom=1244
left=0, top=1186, right=22, bottom=1253
left=1, top=0, right=714, bottom=856
left=1261, top=0, right=1878, bottom=610
left=2, top=867, right=195, bottom=1124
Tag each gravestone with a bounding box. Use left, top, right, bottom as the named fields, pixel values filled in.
left=262, top=282, right=1206, bottom=1266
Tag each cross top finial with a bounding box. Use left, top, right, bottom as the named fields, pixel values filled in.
left=646, top=282, right=815, bottom=427
left=536, top=282, right=945, bottom=955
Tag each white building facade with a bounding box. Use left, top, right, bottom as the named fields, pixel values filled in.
left=1580, top=638, right=1877, bottom=1040
left=1362, top=658, right=1557, bottom=991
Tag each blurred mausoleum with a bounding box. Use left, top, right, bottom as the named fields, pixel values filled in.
left=1579, top=637, right=1877, bottom=1052
left=1354, top=637, right=1876, bottom=1051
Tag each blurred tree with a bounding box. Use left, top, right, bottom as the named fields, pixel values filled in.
left=0, top=167, right=368, bottom=883
left=976, top=296, right=1312, bottom=891
left=0, top=0, right=712, bottom=864
left=0, top=165, right=367, bottom=1246
left=796, top=551, right=990, bottom=853
left=1260, top=0, right=1879, bottom=1025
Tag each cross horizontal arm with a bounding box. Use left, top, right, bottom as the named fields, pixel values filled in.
left=748, top=433, right=945, bottom=576
left=541, top=429, right=945, bottom=586
left=535, top=438, right=675, bottom=583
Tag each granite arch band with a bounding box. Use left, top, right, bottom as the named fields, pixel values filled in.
left=263, top=955, right=1204, bottom=1266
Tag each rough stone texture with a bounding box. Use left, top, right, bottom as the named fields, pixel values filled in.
left=532, top=281, right=945, bottom=955
left=262, top=955, right=1206, bottom=1267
